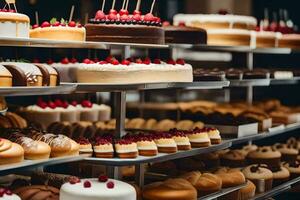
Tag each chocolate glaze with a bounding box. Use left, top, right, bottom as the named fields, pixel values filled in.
left=2, top=64, right=27, bottom=86
left=163, top=26, right=207, bottom=44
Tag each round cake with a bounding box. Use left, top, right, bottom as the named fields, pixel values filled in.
left=0, top=10, right=30, bottom=38
left=60, top=178, right=136, bottom=200
left=0, top=65, right=12, bottom=87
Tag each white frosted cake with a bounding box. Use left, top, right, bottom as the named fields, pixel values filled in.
left=77, top=58, right=193, bottom=84
left=0, top=187, right=21, bottom=200
left=60, top=178, right=136, bottom=200
left=0, top=11, right=30, bottom=38
left=51, top=58, right=79, bottom=82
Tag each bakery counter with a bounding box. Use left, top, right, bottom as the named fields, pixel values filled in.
left=85, top=141, right=231, bottom=166
left=0, top=155, right=85, bottom=176
left=0, top=85, right=76, bottom=97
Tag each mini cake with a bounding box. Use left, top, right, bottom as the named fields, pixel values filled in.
left=184, top=128, right=211, bottom=148
left=220, top=149, right=246, bottom=168
left=283, top=161, right=300, bottom=179
left=94, top=104, right=111, bottom=121
left=115, top=139, right=138, bottom=159
left=0, top=138, right=24, bottom=165
left=143, top=178, right=197, bottom=200
left=0, top=9, right=30, bottom=38
left=130, top=134, right=158, bottom=157
left=152, top=132, right=177, bottom=153
left=30, top=18, right=86, bottom=41
left=253, top=31, right=282, bottom=48
left=1, top=62, right=43, bottom=86
left=0, top=187, right=21, bottom=200
left=93, top=137, right=114, bottom=158
left=76, top=100, right=99, bottom=122
left=0, top=65, right=12, bottom=87
left=247, top=146, right=281, bottom=168
left=273, top=143, right=298, bottom=162
left=50, top=57, right=79, bottom=82
left=278, top=34, right=300, bottom=49
left=76, top=138, right=93, bottom=157
left=60, top=176, right=136, bottom=200
left=271, top=166, right=290, bottom=186
left=76, top=58, right=193, bottom=84
left=242, top=164, right=273, bottom=193
left=169, top=129, right=191, bottom=150
left=206, top=127, right=221, bottom=144
left=237, top=180, right=256, bottom=200
left=34, top=63, right=59, bottom=86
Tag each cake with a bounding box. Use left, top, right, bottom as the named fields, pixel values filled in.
left=193, top=152, right=220, bottom=170
left=169, top=129, right=191, bottom=150
left=0, top=187, right=21, bottom=200
left=0, top=62, right=43, bottom=86
left=247, top=146, right=281, bottom=168
left=252, top=31, right=282, bottom=48
left=30, top=18, right=85, bottom=41
left=0, top=65, right=12, bottom=87
left=271, top=166, right=290, bottom=186
left=34, top=63, right=59, bottom=86
left=115, top=139, right=138, bottom=159
left=0, top=9, right=30, bottom=38
left=278, top=34, right=300, bottom=49
left=0, top=138, right=24, bottom=165
left=85, top=0, right=164, bottom=44
left=127, top=134, right=158, bottom=157
left=50, top=58, right=79, bottom=82
left=163, top=22, right=207, bottom=44
left=152, top=132, right=177, bottom=153
left=76, top=57, right=193, bottom=84
left=237, top=180, right=256, bottom=200
left=76, top=138, right=93, bottom=157
left=60, top=177, right=136, bottom=200
left=206, top=127, right=221, bottom=144
left=184, top=128, right=211, bottom=148
left=93, top=137, right=114, bottom=158
left=272, top=143, right=298, bottom=162
left=14, top=185, right=59, bottom=200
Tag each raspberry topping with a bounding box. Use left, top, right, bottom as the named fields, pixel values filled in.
left=47, top=59, right=54, bottom=65
left=135, top=58, right=143, bottom=64
left=111, top=59, right=120, bottom=65
left=81, top=100, right=93, bottom=108
left=167, top=59, right=176, bottom=65
left=32, top=24, right=39, bottom=29
left=133, top=10, right=141, bottom=15
left=70, top=58, right=78, bottom=64
left=94, top=137, right=112, bottom=145
left=83, top=58, right=91, bottom=64
left=68, top=21, right=76, bottom=27
left=61, top=57, right=70, bottom=64
left=176, top=59, right=185, bottom=65
left=41, top=21, right=51, bottom=28
left=115, top=139, right=134, bottom=145
left=77, top=137, right=90, bottom=145
left=98, top=175, right=108, bottom=182
left=121, top=60, right=130, bottom=65
left=153, top=58, right=161, bottom=64
left=83, top=180, right=92, bottom=188
left=95, top=10, right=106, bottom=20
left=62, top=101, right=69, bottom=109
left=54, top=99, right=63, bottom=107
left=143, top=58, right=151, bottom=65
left=106, top=181, right=114, bottom=189
left=119, top=9, right=129, bottom=16
left=70, top=101, right=78, bottom=107
left=99, top=61, right=108, bottom=64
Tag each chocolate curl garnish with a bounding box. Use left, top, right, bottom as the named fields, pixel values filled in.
left=150, top=0, right=156, bottom=14
left=101, top=0, right=106, bottom=11
left=111, top=0, right=116, bottom=10
left=135, top=0, right=141, bottom=11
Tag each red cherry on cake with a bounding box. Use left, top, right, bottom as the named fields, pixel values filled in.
left=70, top=58, right=78, bottom=64
left=41, top=21, right=51, bottom=28
left=47, top=59, right=54, bottom=64
left=106, top=181, right=114, bottom=189
left=176, top=59, right=185, bottom=65
left=162, top=21, right=170, bottom=26
left=153, top=58, right=161, bottom=64
left=178, top=22, right=186, bottom=27
left=9, top=9, right=16, bottom=13
left=83, top=181, right=92, bottom=188
left=99, top=61, right=108, bottom=64
left=81, top=100, right=92, bottom=108
left=109, top=9, right=118, bottom=15
left=54, top=99, right=63, bottom=107
left=61, top=57, right=70, bottom=64
left=98, top=175, right=108, bottom=182
left=121, top=59, right=130, bottom=65
left=167, top=59, right=176, bottom=65
left=5, top=190, right=12, bottom=195
left=144, top=13, right=154, bottom=21
left=143, top=58, right=151, bottom=65
left=135, top=58, right=143, bottom=64
left=68, top=21, right=76, bottom=27
left=95, top=10, right=106, bottom=20
left=111, top=59, right=120, bottom=65
left=32, top=24, right=39, bottom=29
left=33, top=58, right=40, bottom=63
left=52, top=21, right=60, bottom=27
left=133, top=10, right=141, bottom=15
left=37, top=101, right=48, bottom=109
left=120, top=14, right=129, bottom=21
left=48, top=101, right=57, bottom=109
left=62, top=101, right=69, bottom=109
left=94, top=58, right=100, bottom=63
left=106, top=56, right=114, bottom=63
left=108, top=13, right=118, bottom=21
left=119, top=9, right=129, bottom=16
left=83, top=58, right=91, bottom=64
left=69, top=176, right=81, bottom=184
left=132, top=14, right=141, bottom=21
left=70, top=101, right=78, bottom=107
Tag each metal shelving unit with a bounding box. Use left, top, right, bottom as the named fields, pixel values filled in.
left=200, top=183, right=247, bottom=200
left=229, top=79, right=270, bottom=87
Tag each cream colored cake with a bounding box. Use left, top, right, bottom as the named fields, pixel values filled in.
left=0, top=11, right=30, bottom=38
left=30, top=27, right=85, bottom=41
left=251, top=31, right=282, bottom=48
left=0, top=65, right=12, bottom=87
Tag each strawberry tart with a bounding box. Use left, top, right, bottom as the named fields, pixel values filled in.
left=76, top=57, right=193, bottom=84
left=30, top=18, right=85, bottom=41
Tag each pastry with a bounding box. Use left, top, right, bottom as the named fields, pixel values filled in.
left=133, top=134, right=158, bottom=157
left=34, top=63, right=59, bottom=86
left=175, top=120, right=195, bottom=130
left=155, top=119, right=176, bottom=131
left=206, top=127, right=222, bottom=144
left=220, top=150, right=246, bottom=168
left=242, top=164, right=273, bottom=193
left=282, top=161, right=300, bottom=179
left=247, top=146, right=281, bottom=168
left=273, top=143, right=298, bottom=162
left=126, top=118, right=146, bottom=129
left=152, top=132, right=177, bottom=153
left=169, top=129, right=191, bottom=150
left=115, top=139, right=138, bottom=159
left=143, top=178, right=197, bottom=200
left=5, top=112, right=27, bottom=129
left=0, top=138, right=24, bottom=165
left=93, top=137, right=114, bottom=158
left=30, top=18, right=86, bottom=41
left=0, top=187, right=21, bottom=200
left=271, top=166, right=290, bottom=186
left=60, top=177, right=136, bottom=200
left=76, top=138, right=93, bottom=157
left=0, top=65, right=12, bottom=87
left=185, top=128, right=211, bottom=148
left=1, top=62, right=43, bottom=86
left=13, top=185, right=59, bottom=200
left=0, top=9, right=30, bottom=38
left=237, top=180, right=256, bottom=200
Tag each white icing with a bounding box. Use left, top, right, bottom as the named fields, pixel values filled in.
left=60, top=178, right=136, bottom=200
left=188, top=137, right=210, bottom=143
left=51, top=62, right=79, bottom=82
left=0, top=193, right=21, bottom=200
left=0, top=12, right=29, bottom=38
left=116, top=149, right=137, bottom=153
left=156, top=143, right=177, bottom=148
left=94, top=149, right=114, bottom=153
left=138, top=146, right=158, bottom=150
left=175, top=141, right=191, bottom=146
left=207, top=29, right=251, bottom=35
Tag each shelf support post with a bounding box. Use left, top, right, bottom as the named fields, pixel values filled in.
left=115, top=91, right=126, bottom=138
left=135, top=164, right=145, bottom=187
left=246, top=52, right=254, bottom=104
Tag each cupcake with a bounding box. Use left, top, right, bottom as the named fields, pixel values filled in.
left=115, top=139, right=138, bottom=159
left=242, top=144, right=258, bottom=155
left=206, top=127, right=222, bottom=144
left=242, top=164, right=273, bottom=194
left=247, top=146, right=281, bottom=168
left=185, top=128, right=211, bottom=148
left=152, top=132, right=177, bottom=154
left=93, top=137, right=114, bottom=158
left=271, top=166, right=290, bottom=186
left=76, top=138, right=93, bottom=157
left=273, top=143, right=299, bottom=162
left=220, top=150, right=246, bottom=168
left=169, top=129, right=191, bottom=151
left=133, top=134, right=158, bottom=157
left=283, top=160, right=300, bottom=179
left=237, top=180, right=256, bottom=200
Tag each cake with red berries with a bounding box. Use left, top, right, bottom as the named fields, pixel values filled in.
left=50, top=57, right=79, bottom=83
left=30, top=18, right=85, bottom=41
left=76, top=138, right=93, bottom=157
left=60, top=176, right=136, bottom=200
left=76, top=57, right=193, bottom=84
left=93, top=137, right=114, bottom=158
left=124, top=133, right=158, bottom=157
left=169, top=129, right=191, bottom=150
left=0, top=8, right=30, bottom=38
left=115, top=139, right=138, bottom=159
left=0, top=187, right=21, bottom=200
left=85, top=0, right=164, bottom=44
left=163, top=21, right=207, bottom=44
left=34, top=63, right=59, bottom=86
left=184, top=128, right=211, bottom=148
left=152, top=132, right=177, bottom=153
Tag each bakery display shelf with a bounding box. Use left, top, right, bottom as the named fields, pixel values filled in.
left=168, top=43, right=291, bottom=54
left=0, top=155, right=85, bottom=175
left=85, top=141, right=231, bottom=166
left=199, top=183, right=247, bottom=200
left=252, top=177, right=300, bottom=200
left=229, top=79, right=270, bottom=87
left=230, top=122, right=300, bottom=145
left=65, top=81, right=230, bottom=92
left=0, top=37, right=168, bottom=49
left=270, top=77, right=300, bottom=85
left=0, top=85, right=76, bottom=97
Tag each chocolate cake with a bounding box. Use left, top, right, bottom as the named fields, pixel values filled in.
left=193, top=69, right=226, bottom=81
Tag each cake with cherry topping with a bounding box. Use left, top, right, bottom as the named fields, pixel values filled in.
left=115, top=139, right=138, bottom=159
left=86, top=0, right=164, bottom=44
left=152, top=132, right=177, bottom=153
left=185, top=128, right=211, bottom=148
left=169, top=129, right=191, bottom=151
left=93, top=137, right=114, bottom=158
left=206, top=127, right=222, bottom=144
left=0, top=187, right=21, bottom=200
left=76, top=57, right=193, bottom=84
left=50, top=57, right=79, bottom=82
left=125, top=133, right=158, bottom=157
left=60, top=176, right=136, bottom=200
left=0, top=7, right=30, bottom=38
left=30, top=18, right=85, bottom=41
left=76, top=137, right=93, bottom=157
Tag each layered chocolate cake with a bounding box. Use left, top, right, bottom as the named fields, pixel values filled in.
left=85, top=0, right=164, bottom=44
